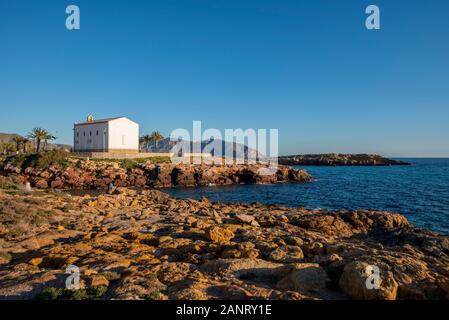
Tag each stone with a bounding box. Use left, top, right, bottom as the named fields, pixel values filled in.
left=301, top=242, right=325, bottom=256
left=311, top=253, right=343, bottom=266
left=50, top=179, right=63, bottom=188
left=90, top=274, right=110, bottom=287
left=267, top=246, right=304, bottom=263
left=277, top=263, right=331, bottom=298
left=235, top=214, right=255, bottom=224
left=34, top=178, right=48, bottom=189
left=205, top=226, right=234, bottom=243
left=29, top=257, right=43, bottom=266
left=339, top=261, right=398, bottom=300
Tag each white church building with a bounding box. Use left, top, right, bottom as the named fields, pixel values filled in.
left=73, top=116, right=139, bottom=155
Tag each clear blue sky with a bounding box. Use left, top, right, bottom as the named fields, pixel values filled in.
left=1, top=0, right=449, bottom=156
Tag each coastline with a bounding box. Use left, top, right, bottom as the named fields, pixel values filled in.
left=0, top=155, right=312, bottom=190
left=0, top=186, right=448, bottom=300
left=279, top=154, right=411, bottom=166
left=1, top=154, right=448, bottom=300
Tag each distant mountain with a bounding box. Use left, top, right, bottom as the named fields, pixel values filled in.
left=0, top=133, right=21, bottom=144
left=141, top=138, right=263, bottom=159
left=0, top=133, right=71, bottom=151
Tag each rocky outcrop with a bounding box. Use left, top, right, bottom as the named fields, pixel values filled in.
left=0, top=158, right=312, bottom=190
left=279, top=154, right=411, bottom=166
left=339, top=261, right=398, bottom=300
left=0, top=187, right=448, bottom=300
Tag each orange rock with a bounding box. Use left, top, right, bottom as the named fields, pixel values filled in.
left=29, top=257, right=43, bottom=266
left=90, top=274, right=109, bottom=287
left=87, top=200, right=98, bottom=207
left=205, top=226, right=234, bottom=243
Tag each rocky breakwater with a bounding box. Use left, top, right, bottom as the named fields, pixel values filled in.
left=279, top=154, right=411, bottom=166
left=0, top=187, right=448, bottom=300
left=1, top=158, right=312, bottom=190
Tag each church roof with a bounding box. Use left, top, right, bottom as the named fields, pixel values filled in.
left=74, top=117, right=137, bottom=126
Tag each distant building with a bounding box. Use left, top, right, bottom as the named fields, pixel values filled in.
left=73, top=115, right=139, bottom=154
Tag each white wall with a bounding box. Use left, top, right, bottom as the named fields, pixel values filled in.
left=74, top=122, right=108, bottom=152
left=107, top=118, right=139, bottom=151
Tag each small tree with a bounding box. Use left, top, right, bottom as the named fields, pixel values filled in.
left=139, top=134, right=151, bottom=152
left=12, top=136, right=28, bottom=154
left=22, top=138, right=30, bottom=153
left=150, top=131, right=164, bottom=151
left=0, top=143, right=16, bottom=155
left=43, top=132, right=56, bottom=151
left=12, top=136, right=22, bottom=152
left=27, top=128, right=51, bottom=153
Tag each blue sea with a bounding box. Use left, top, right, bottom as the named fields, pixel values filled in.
left=166, top=158, right=449, bottom=234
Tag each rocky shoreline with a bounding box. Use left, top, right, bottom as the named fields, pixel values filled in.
left=279, top=154, right=411, bottom=166
left=0, top=186, right=448, bottom=300
left=1, top=157, right=312, bottom=190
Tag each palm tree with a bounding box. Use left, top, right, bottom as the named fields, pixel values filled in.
left=150, top=131, right=164, bottom=151
left=27, top=128, right=49, bottom=153
left=139, top=134, right=152, bottom=152
left=21, top=138, right=30, bottom=153
left=12, top=136, right=23, bottom=153
left=11, top=136, right=29, bottom=154
left=0, top=143, right=16, bottom=155
left=43, top=132, right=56, bottom=151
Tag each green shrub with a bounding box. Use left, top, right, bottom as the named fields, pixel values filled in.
left=0, top=252, right=12, bottom=264
left=134, top=156, right=171, bottom=164
left=5, top=150, right=70, bottom=170
left=68, top=289, right=89, bottom=300
left=89, top=286, right=108, bottom=299
left=66, top=155, right=171, bottom=168
left=101, top=271, right=121, bottom=281
left=120, top=159, right=138, bottom=170
left=0, top=176, right=19, bottom=190
left=35, top=287, right=63, bottom=300
left=143, top=291, right=162, bottom=300
left=35, top=286, right=108, bottom=300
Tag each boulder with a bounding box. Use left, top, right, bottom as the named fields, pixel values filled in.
left=90, top=274, right=110, bottom=287
left=339, top=261, right=398, bottom=300
left=267, top=246, right=304, bottom=263
left=277, top=263, right=331, bottom=298
left=200, top=258, right=285, bottom=280
left=34, top=178, right=49, bottom=189
left=205, top=226, right=234, bottom=243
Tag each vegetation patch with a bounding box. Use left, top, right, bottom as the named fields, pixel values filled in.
left=136, top=156, right=171, bottom=164
left=0, top=175, right=20, bottom=190
left=5, top=150, right=70, bottom=170
left=0, top=252, right=12, bottom=264
left=143, top=291, right=163, bottom=300
left=101, top=271, right=121, bottom=282
left=35, top=286, right=108, bottom=300
left=120, top=159, right=139, bottom=170
left=68, top=156, right=171, bottom=169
